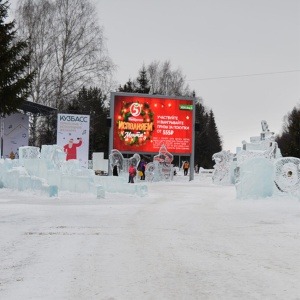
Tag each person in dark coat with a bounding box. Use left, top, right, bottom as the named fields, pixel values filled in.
left=113, top=165, right=118, bottom=176
left=139, top=159, right=146, bottom=180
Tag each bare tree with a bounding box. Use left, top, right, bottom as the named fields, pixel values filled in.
left=16, top=0, right=56, bottom=107
left=15, top=0, right=115, bottom=110
left=52, top=0, right=114, bottom=109
left=15, top=0, right=115, bottom=145
left=147, top=60, right=191, bottom=96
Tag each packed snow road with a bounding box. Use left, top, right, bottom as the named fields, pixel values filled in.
left=0, top=175, right=300, bottom=300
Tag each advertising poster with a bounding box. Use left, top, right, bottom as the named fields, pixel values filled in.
left=57, top=113, right=90, bottom=168
left=2, top=113, right=29, bottom=158
left=113, top=95, right=194, bottom=154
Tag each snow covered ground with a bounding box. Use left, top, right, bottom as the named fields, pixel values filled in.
left=0, top=172, right=300, bottom=300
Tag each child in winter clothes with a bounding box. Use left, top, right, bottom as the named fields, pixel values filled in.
left=139, top=159, right=146, bottom=180
left=128, top=165, right=136, bottom=183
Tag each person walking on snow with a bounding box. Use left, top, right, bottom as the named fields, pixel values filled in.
left=128, top=164, right=136, bottom=183
left=139, top=158, right=146, bottom=180
left=183, top=161, right=189, bottom=176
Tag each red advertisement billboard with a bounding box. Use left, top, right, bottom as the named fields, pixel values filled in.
left=112, top=94, right=194, bottom=154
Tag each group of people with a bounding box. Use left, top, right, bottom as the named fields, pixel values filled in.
left=115, top=159, right=198, bottom=183
left=113, top=158, right=147, bottom=183
left=129, top=158, right=146, bottom=183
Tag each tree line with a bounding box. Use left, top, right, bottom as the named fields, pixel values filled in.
left=1, top=0, right=299, bottom=168
left=276, top=106, right=300, bottom=158
left=118, top=63, right=223, bottom=168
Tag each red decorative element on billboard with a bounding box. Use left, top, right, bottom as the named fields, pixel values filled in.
left=117, top=101, right=154, bottom=147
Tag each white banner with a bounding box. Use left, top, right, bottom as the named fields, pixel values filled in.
left=3, top=113, right=29, bottom=159
left=57, top=113, right=90, bottom=168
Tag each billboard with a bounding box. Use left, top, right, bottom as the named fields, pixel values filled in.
left=2, top=113, right=29, bottom=159
left=111, top=93, right=195, bottom=154
left=57, top=113, right=90, bottom=168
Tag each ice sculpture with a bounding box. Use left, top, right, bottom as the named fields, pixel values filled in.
left=109, top=149, right=140, bottom=177
left=273, top=157, right=300, bottom=193
left=145, top=144, right=174, bottom=182
left=18, top=146, right=40, bottom=166
left=212, top=120, right=300, bottom=199
left=144, top=162, right=155, bottom=182
left=212, top=150, right=235, bottom=184
left=129, top=153, right=140, bottom=167
left=236, top=157, right=274, bottom=199
left=40, top=145, right=66, bottom=169
left=153, top=144, right=173, bottom=164
left=109, top=144, right=174, bottom=183
left=109, top=149, right=124, bottom=173
left=107, top=150, right=147, bottom=196
left=0, top=145, right=148, bottom=198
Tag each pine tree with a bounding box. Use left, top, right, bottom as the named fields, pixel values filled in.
left=194, top=104, right=222, bottom=169
left=276, top=106, right=300, bottom=158
left=195, top=102, right=209, bottom=168
left=118, top=79, right=137, bottom=93
left=0, top=0, right=33, bottom=116
left=135, top=65, right=150, bottom=94
left=67, top=86, right=109, bottom=158
left=207, top=110, right=222, bottom=157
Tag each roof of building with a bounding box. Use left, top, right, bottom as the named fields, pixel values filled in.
left=20, top=100, right=57, bottom=116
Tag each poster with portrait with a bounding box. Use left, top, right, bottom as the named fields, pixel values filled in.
left=57, top=113, right=90, bottom=168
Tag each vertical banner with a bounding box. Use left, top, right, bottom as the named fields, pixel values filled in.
left=57, top=113, right=90, bottom=168
left=3, top=113, right=29, bottom=159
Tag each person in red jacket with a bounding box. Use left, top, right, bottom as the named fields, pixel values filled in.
left=64, top=138, right=82, bottom=160
left=128, top=164, right=136, bottom=183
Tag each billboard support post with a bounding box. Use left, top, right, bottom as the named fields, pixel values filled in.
left=0, top=117, right=3, bottom=158
left=108, top=93, right=115, bottom=175
left=189, top=99, right=196, bottom=181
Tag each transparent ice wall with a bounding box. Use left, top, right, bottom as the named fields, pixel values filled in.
left=236, top=157, right=274, bottom=199
left=0, top=145, right=148, bottom=198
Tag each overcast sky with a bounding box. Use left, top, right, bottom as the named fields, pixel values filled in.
left=8, top=0, right=300, bottom=152
left=94, top=0, right=300, bottom=152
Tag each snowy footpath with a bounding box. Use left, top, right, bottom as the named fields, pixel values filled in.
left=0, top=174, right=300, bottom=300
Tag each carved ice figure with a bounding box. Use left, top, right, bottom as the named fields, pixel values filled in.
left=212, top=150, right=234, bottom=184
left=234, top=121, right=281, bottom=190
left=231, top=120, right=300, bottom=198
left=109, top=149, right=124, bottom=173
left=129, top=153, right=140, bottom=168
left=153, top=144, right=173, bottom=164
left=40, top=145, right=66, bottom=169
left=146, top=144, right=174, bottom=182
left=145, top=162, right=155, bottom=182
left=108, top=145, right=175, bottom=182
left=211, top=120, right=300, bottom=198
left=233, top=121, right=282, bottom=198
left=273, top=157, right=300, bottom=194
left=123, top=154, right=140, bottom=177
left=108, top=149, right=140, bottom=179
